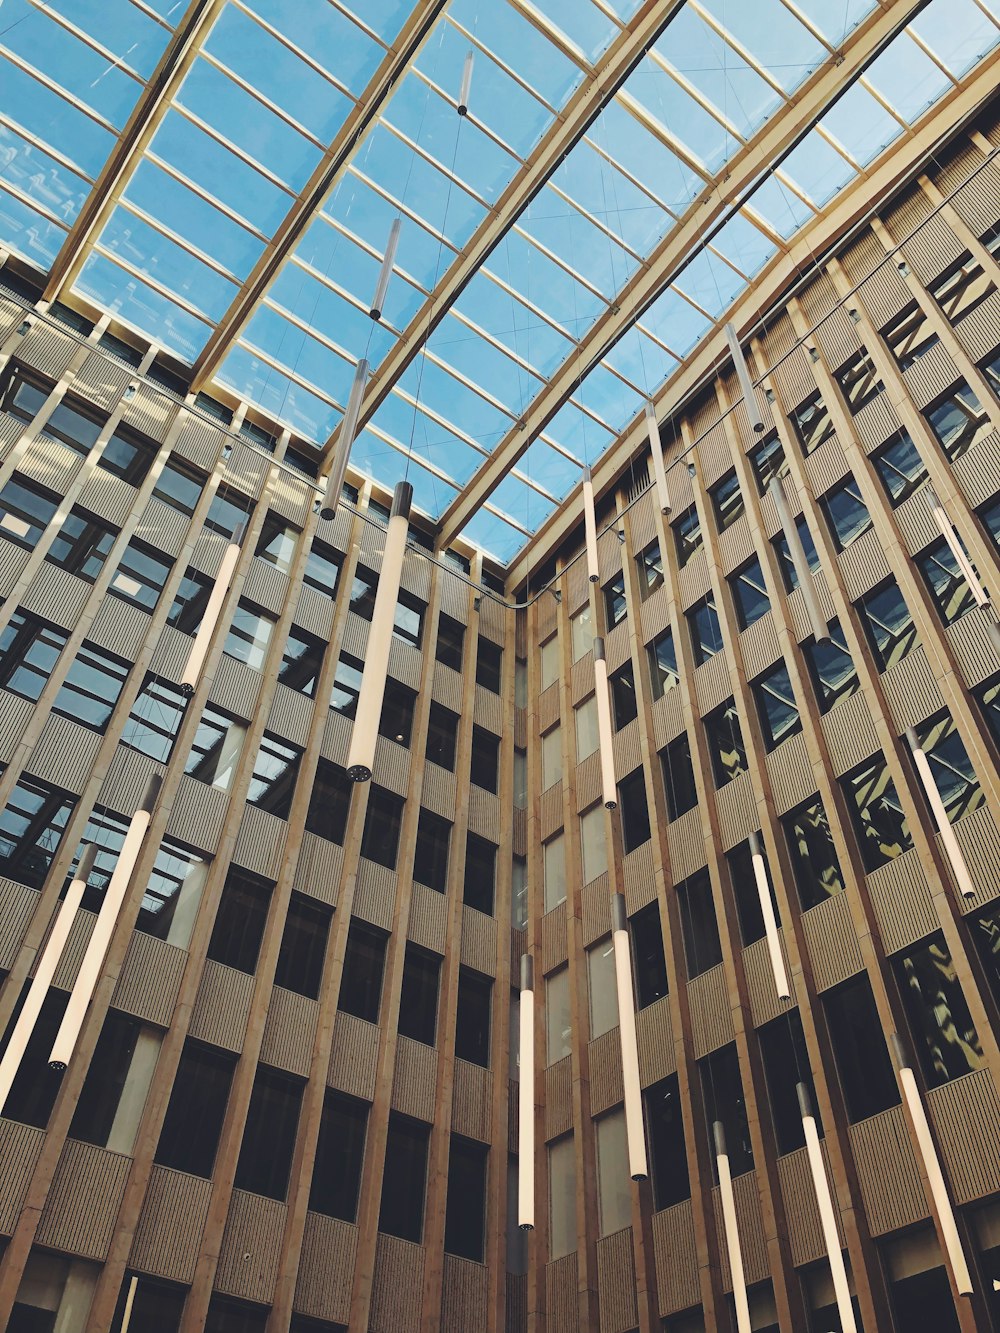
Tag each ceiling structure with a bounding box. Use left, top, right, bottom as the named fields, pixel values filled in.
left=0, top=0, right=997, bottom=567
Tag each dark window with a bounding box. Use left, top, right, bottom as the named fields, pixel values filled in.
left=661, top=734, right=698, bottom=821
left=445, top=1137, right=488, bottom=1262
left=676, top=868, right=722, bottom=980
left=223, top=601, right=275, bottom=672
left=184, top=704, right=244, bottom=791
left=0, top=611, right=67, bottom=700
left=398, top=946, right=440, bottom=1047
left=916, top=538, right=979, bottom=626
left=207, top=870, right=272, bottom=974
left=52, top=642, right=129, bottom=731
left=0, top=474, right=58, bottom=546
left=631, top=902, right=668, bottom=1008
left=455, top=969, right=492, bottom=1067
left=912, top=712, right=983, bottom=826
left=155, top=1041, right=236, bottom=1176
left=167, top=567, right=213, bottom=634
left=109, top=539, right=172, bottom=610
left=205, top=485, right=252, bottom=540
left=360, top=787, right=404, bottom=870
left=834, top=350, right=882, bottom=412
left=48, top=508, right=116, bottom=581
left=687, top=594, right=723, bottom=665
left=0, top=986, right=68, bottom=1127
left=700, top=1043, right=753, bottom=1178
left=856, top=580, right=917, bottom=671
left=883, top=303, right=938, bottom=369
left=470, top=725, right=500, bottom=792
left=310, top=1091, right=367, bottom=1221
left=924, top=382, right=990, bottom=462
left=969, top=898, right=1000, bottom=1011
left=39, top=389, right=104, bottom=453
left=279, top=626, right=325, bottom=697
left=730, top=556, right=770, bottom=630
left=476, top=637, right=503, bottom=693
left=2, top=365, right=50, bottom=423
left=821, top=479, right=872, bottom=551
left=646, top=1074, right=689, bottom=1209
left=604, top=571, right=627, bottom=628
left=636, top=540, right=663, bottom=599
left=749, top=433, right=787, bottom=493
left=711, top=470, right=745, bottom=532
left=979, top=495, right=1000, bottom=549
left=782, top=797, right=845, bottom=911
left=379, top=1115, right=429, bottom=1242
left=303, top=539, right=341, bottom=597
left=674, top=505, right=702, bottom=568
left=426, top=701, right=459, bottom=771
left=254, top=512, right=296, bottom=573
left=930, top=253, right=995, bottom=323
left=464, top=833, right=497, bottom=916
left=894, top=932, right=983, bottom=1089
left=330, top=652, right=363, bottom=719
left=339, top=923, right=387, bottom=1023
left=726, top=839, right=780, bottom=947
left=841, top=753, right=912, bottom=872
left=394, top=591, right=424, bottom=649
left=647, top=627, right=679, bottom=700
left=0, top=777, right=74, bottom=888
left=153, top=458, right=203, bottom=516
left=804, top=618, right=859, bottom=713
left=349, top=567, right=377, bottom=621
left=823, top=976, right=899, bottom=1122
left=772, top=515, right=820, bottom=592
left=121, top=677, right=186, bottom=764
left=436, top=614, right=465, bottom=670
left=234, top=1067, right=303, bottom=1200
left=413, top=808, right=450, bottom=892
left=610, top=660, right=638, bottom=730
left=871, top=431, right=928, bottom=505
left=791, top=393, right=834, bottom=454
left=204, top=1296, right=268, bottom=1333
left=885, top=1251, right=961, bottom=1333
left=275, top=895, right=331, bottom=999
left=109, top=1275, right=186, bottom=1333
left=753, top=661, right=801, bottom=751
left=70, top=1010, right=142, bottom=1146
left=619, top=767, right=651, bottom=852
left=100, top=425, right=155, bottom=486
left=247, top=734, right=301, bottom=820
left=379, top=680, right=417, bottom=748
left=758, top=1011, right=817, bottom=1155
left=704, top=699, right=748, bottom=786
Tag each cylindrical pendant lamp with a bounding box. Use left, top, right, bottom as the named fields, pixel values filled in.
left=49, top=776, right=161, bottom=1071
left=890, top=1034, right=973, bottom=1295
left=592, top=637, right=618, bottom=810
left=346, top=481, right=412, bottom=782
left=458, top=50, right=474, bottom=115
left=714, top=1120, right=752, bottom=1333
left=770, top=477, right=829, bottom=644
left=926, top=486, right=989, bottom=608
left=370, top=218, right=401, bottom=322
left=319, top=357, right=369, bottom=520
left=797, top=1083, right=858, bottom=1333
left=612, top=893, right=648, bottom=1180
left=748, top=832, right=790, bottom=1000
left=179, top=521, right=245, bottom=696
left=724, top=322, right=765, bottom=434
left=644, top=402, right=671, bottom=514
left=583, top=466, right=600, bottom=583
left=905, top=728, right=976, bottom=898
left=518, top=953, right=535, bottom=1230
left=0, top=844, right=97, bottom=1112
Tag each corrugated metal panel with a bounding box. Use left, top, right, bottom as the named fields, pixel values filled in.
left=441, top=1254, right=490, bottom=1329
left=506, top=1271, right=528, bottom=1333
left=0, top=536, right=31, bottom=599
left=77, top=468, right=140, bottom=527
left=28, top=712, right=102, bottom=794
left=693, top=651, right=733, bottom=718
left=209, top=653, right=264, bottom=721
left=638, top=582, right=672, bottom=645
left=622, top=839, right=656, bottom=914
left=637, top=994, right=675, bottom=1088
left=292, top=831, right=343, bottom=909
left=88, top=594, right=151, bottom=664
left=388, top=636, right=422, bottom=692
left=575, top=752, right=601, bottom=815
left=849, top=1104, right=928, bottom=1235
left=267, top=682, right=314, bottom=750
left=836, top=526, right=893, bottom=602
left=370, top=1234, right=425, bottom=1333
left=581, top=873, right=611, bottom=948
left=189, top=959, right=254, bottom=1053
left=0, top=1118, right=45, bottom=1234
left=666, top=807, right=707, bottom=883
left=172, top=417, right=224, bottom=472
left=408, top=881, right=448, bottom=955
left=0, top=878, right=40, bottom=968
left=270, top=471, right=312, bottom=527
left=538, top=679, right=561, bottom=734
left=900, top=340, right=960, bottom=411
left=952, top=430, right=1000, bottom=508
left=540, top=783, right=563, bottom=843
left=134, top=496, right=190, bottom=558
left=715, top=771, right=758, bottom=851
left=36, top=1138, right=132, bottom=1259
left=232, top=803, right=287, bottom=882
left=353, top=857, right=397, bottom=933
left=122, top=386, right=176, bottom=442
left=866, top=849, right=939, bottom=954
left=677, top=548, right=711, bottom=613
left=541, top=903, right=568, bottom=973
left=545, top=1056, right=574, bottom=1141
left=953, top=288, right=1000, bottom=361
left=20, top=434, right=85, bottom=494
left=294, top=585, right=335, bottom=641
left=852, top=388, right=903, bottom=453
left=222, top=442, right=270, bottom=498
left=954, top=804, right=1000, bottom=912
left=611, top=718, right=642, bottom=782
left=738, top=612, right=781, bottom=680
left=946, top=605, right=1000, bottom=688
left=129, top=1167, right=213, bottom=1281
left=717, top=515, right=756, bottom=575
left=801, top=892, right=864, bottom=991
left=294, top=1213, right=356, bottom=1323
left=452, top=1058, right=492, bottom=1141
left=328, top=1011, right=379, bottom=1101
left=764, top=730, right=815, bottom=817
left=687, top=964, right=733, bottom=1058
left=166, top=775, right=229, bottom=856
left=545, top=1252, right=579, bottom=1333
left=74, top=350, right=134, bottom=407
left=652, top=1198, right=700, bottom=1316
left=260, top=986, right=318, bottom=1078
left=926, top=1068, right=1000, bottom=1205
left=468, top=785, right=501, bottom=843
left=821, top=689, right=881, bottom=776
left=190, top=530, right=231, bottom=579
left=711, top=1169, right=768, bottom=1290
left=111, top=930, right=186, bottom=1028
left=421, top=759, right=457, bottom=819
left=803, top=432, right=850, bottom=496
left=431, top=661, right=463, bottom=714
left=880, top=645, right=945, bottom=732
left=743, top=931, right=794, bottom=1027
left=596, top=1227, right=639, bottom=1333
left=215, top=1189, right=286, bottom=1304
left=21, top=561, right=90, bottom=629
left=51, top=908, right=95, bottom=990
left=244, top=557, right=289, bottom=618
left=474, top=683, right=504, bottom=737
left=589, top=1028, right=624, bottom=1117
left=651, top=686, right=685, bottom=751
left=776, top=1140, right=843, bottom=1268
left=461, top=904, right=497, bottom=976
left=321, top=707, right=351, bottom=767
left=148, top=624, right=192, bottom=681
left=391, top=1034, right=438, bottom=1123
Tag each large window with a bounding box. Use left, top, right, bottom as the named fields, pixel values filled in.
left=360, top=787, right=404, bottom=870
left=871, top=431, right=928, bottom=506
left=700, top=1043, right=753, bottom=1178
left=0, top=611, right=66, bottom=700
left=153, top=458, right=204, bottom=516
left=339, top=923, right=387, bottom=1023
left=275, top=895, right=331, bottom=1000
left=791, top=393, right=835, bottom=454
left=804, top=618, right=859, bottom=713
left=70, top=1010, right=152, bottom=1151
left=476, top=637, right=502, bottom=693
left=930, top=253, right=995, bottom=323
left=580, top=805, right=606, bottom=883
left=52, top=642, right=129, bottom=731
left=646, top=1074, right=689, bottom=1210
left=330, top=652, right=363, bottom=719
left=730, top=557, right=770, bottom=631
left=543, top=834, right=566, bottom=912
left=674, top=505, right=703, bottom=568
left=464, top=833, right=497, bottom=916
left=413, top=808, right=450, bottom=892
left=49, top=508, right=116, bottom=581
left=155, top=1041, right=235, bottom=1177
left=455, top=969, right=492, bottom=1067
left=647, top=627, right=679, bottom=700
left=302, top=538, right=341, bottom=598
left=0, top=777, right=74, bottom=888
left=574, top=696, right=599, bottom=760
left=570, top=604, right=594, bottom=660
left=924, top=382, right=991, bottom=462
left=758, top=1012, right=816, bottom=1155
left=0, top=987, right=67, bottom=1127
left=548, top=1135, right=576, bottom=1260
left=916, top=538, right=980, bottom=626
left=895, top=933, right=983, bottom=1088
left=726, top=839, right=780, bottom=947
left=436, top=613, right=465, bottom=671
left=254, top=512, right=297, bottom=574
left=379, top=680, right=416, bottom=749
left=676, top=868, right=722, bottom=980
left=101, top=425, right=156, bottom=486
left=595, top=1110, right=630, bottom=1236
left=234, top=1067, right=303, bottom=1200
left=834, top=350, right=882, bottom=413
left=687, top=594, right=723, bottom=665
left=278, top=626, right=325, bottom=697
left=167, top=567, right=213, bottom=633
left=911, top=713, right=983, bottom=826
left=426, top=701, right=459, bottom=771
left=546, top=968, right=571, bottom=1064
left=610, top=660, right=637, bottom=729
left=0, top=474, right=59, bottom=546
left=661, top=734, right=698, bottom=821
left=882, top=303, right=938, bottom=369
left=445, top=1137, right=489, bottom=1261
left=783, top=797, right=845, bottom=911
left=471, top=725, right=500, bottom=792
left=398, top=946, right=440, bottom=1047
left=109, top=539, right=172, bottom=610
left=379, top=1116, right=430, bottom=1242
left=711, top=470, right=744, bottom=532
left=753, top=661, right=802, bottom=751
left=207, top=869, right=271, bottom=974
left=821, top=479, right=872, bottom=551
left=205, top=484, right=252, bottom=540
left=841, top=754, right=913, bottom=872
left=855, top=580, right=917, bottom=671
left=772, top=515, right=820, bottom=592
left=185, top=704, right=246, bottom=793
left=823, top=976, right=899, bottom=1122
left=604, top=570, right=627, bottom=628
left=618, top=768, right=650, bottom=852
left=247, top=734, right=301, bottom=820
left=749, top=433, right=787, bottom=493
left=588, top=937, right=618, bottom=1039
left=703, top=699, right=748, bottom=786
left=631, top=902, right=668, bottom=1008
left=636, top=539, right=663, bottom=599
left=310, top=1091, right=367, bottom=1221
left=223, top=601, right=275, bottom=672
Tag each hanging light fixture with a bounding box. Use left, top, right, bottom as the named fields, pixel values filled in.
left=724, top=322, right=764, bottom=435
left=890, top=1033, right=973, bottom=1296
left=518, top=953, right=535, bottom=1231
left=770, top=476, right=830, bottom=644
left=346, top=481, right=412, bottom=782
left=797, top=1082, right=858, bottom=1333
left=370, top=219, right=401, bottom=323
left=905, top=728, right=976, bottom=898
left=49, top=776, right=161, bottom=1072
left=591, top=637, right=618, bottom=811
left=714, top=1120, right=752, bottom=1333
left=925, top=486, right=996, bottom=660
left=458, top=50, right=474, bottom=116
left=644, top=401, right=671, bottom=515
left=179, top=521, right=246, bottom=696
left=0, top=844, right=97, bottom=1112
left=583, top=466, right=600, bottom=583
left=748, top=832, right=790, bottom=1001
left=612, top=893, right=648, bottom=1181
left=319, top=358, right=369, bottom=521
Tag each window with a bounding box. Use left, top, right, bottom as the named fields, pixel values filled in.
left=0, top=777, right=74, bottom=888
left=856, top=580, right=917, bottom=670
left=588, top=938, right=618, bottom=1038
left=541, top=725, right=562, bottom=790
left=338, top=923, right=387, bottom=1023
left=413, top=808, right=450, bottom=892
left=394, top=591, right=424, bottom=649
left=632, top=902, right=668, bottom=1008
left=247, top=734, right=301, bottom=820
left=476, top=637, right=502, bottom=692
left=804, top=618, right=859, bottom=713
left=883, top=303, right=939, bottom=369
left=254, top=512, right=297, bottom=573
left=0, top=474, right=58, bottom=546
left=872, top=431, right=928, bottom=505
left=207, top=870, right=271, bottom=974
left=97, top=425, right=155, bottom=490
left=979, top=495, right=1000, bottom=550
left=464, top=833, right=497, bottom=915
left=969, top=898, right=1000, bottom=1012
left=514, top=746, right=527, bottom=805
left=398, top=946, right=440, bottom=1047
left=704, top=699, right=748, bottom=786
left=753, top=662, right=801, bottom=751
left=379, top=1116, right=429, bottom=1241
left=674, top=505, right=702, bottom=567
left=604, top=571, right=627, bottom=628
left=234, top=1067, right=302, bottom=1200
left=223, top=601, right=275, bottom=671
left=0, top=987, right=67, bottom=1127
left=110, top=539, right=172, bottom=609
left=303, top=538, right=341, bottom=597
left=610, top=661, right=638, bottom=729
left=330, top=652, right=363, bottom=719
left=575, top=695, right=599, bottom=760
left=349, top=566, right=377, bottom=620
left=310, top=1092, right=367, bottom=1221
left=275, top=895, right=331, bottom=1000
left=426, top=702, right=459, bottom=770
left=975, top=674, right=1000, bottom=749
left=279, top=626, right=325, bottom=697
left=471, top=725, right=500, bottom=792
left=772, top=515, right=820, bottom=592
left=916, top=538, right=980, bottom=626
left=821, top=479, right=872, bottom=550
left=983, top=346, right=1000, bottom=398
left=445, top=1137, right=489, bottom=1261
left=155, top=1041, right=235, bottom=1176
left=52, top=642, right=129, bottom=731
left=49, top=508, right=116, bottom=581
left=841, top=754, right=913, bottom=872
left=570, top=604, right=594, bottom=659
left=543, top=834, right=566, bottom=912
left=360, top=787, right=404, bottom=870
left=711, top=470, right=745, bottom=532
left=726, top=839, right=780, bottom=947
left=205, top=485, right=252, bottom=540
left=834, top=350, right=883, bottom=412
left=730, top=557, right=770, bottom=630
left=783, top=797, right=845, bottom=911
left=676, top=868, right=722, bottom=979
left=0, top=611, right=66, bottom=700
left=379, top=680, right=417, bottom=748
left=646, top=1074, right=689, bottom=1209
left=647, top=627, right=679, bottom=700
left=185, top=705, right=246, bottom=793
left=580, top=805, right=607, bottom=883
left=546, top=969, right=571, bottom=1064
left=109, top=1275, right=186, bottom=1333
left=596, top=1110, right=631, bottom=1236
left=512, top=855, right=527, bottom=930
left=153, top=458, right=203, bottom=516
left=436, top=614, right=464, bottom=670
left=749, top=433, right=787, bottom=493
left=791, top=393, right=834, bottom=454
left=37, top=386, right=104, bottom=452
left=883, top=1226, right=963, bottom=1333
left=895, top=933, right=983, bottom=1089
left=758, top=1012, right=816, bottom=1155
left=687, top=594, right=723, bottom=665
left=912, top=713, right=983, bottom=826
left=700, top=1043, right=753, bottom=1178
left=456, top=969, right=492, bottom=1066
left=167, top=567, right=213, bottom=634
left=548, top=1135, right=576, bottom=1260
left=70, top=1010, right=153, bottom=1151
left=539, top=634, right=560, bottom=690
left=2, top=364, right=50, bottom=422
left=636, top=540, right=663, bottom=598
left=930, top=253, right=995, bottom=323
left=304, top=759, right=352, bottom=847
left=661, top=733, right=698, bottom=820
left=924, top=382, right=991, bottom=462
left=823, top=976, right=899, bottom=1122
left=204, top=1297, right=268, bottom=1332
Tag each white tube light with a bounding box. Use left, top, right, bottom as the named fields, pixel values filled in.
left=119, top=1276, right=139, bottom=1333
left=905, top=728, right=976, bottom=898
left=797, top=1083, right=858, bottom=1333
left=748, top=832, right=790, bottom=1001
left=458, top=50, right=474, bottom=115
left=518, top=953, right=535, bottom=1231
left=714, top=1120, right=752, bottom=1333
left=644, top=401, right=671, bottom=514
left=583, top=466, right=600, bottom=584
left=770, top=476, right=830, bottom=645
left=49, top=776, right=161, bottom=1072
left=370, top=218, right=401, bottom=322
left=0, top=844, right=97, bottom=1113
left=592, top=637, right=618, bottom=810
left=179, top=521, right=245, bottom=697
left=319, top=357, right=369, bottom=521
left=346, top=481, right=412, bottom=782
left=612, top=893, right=648, bottom=1181
left=926, top=486, right=989, bottom=609
left=724, top=322, right=764, bottom=434
left=891, top=1034, right=973, bottom=1296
